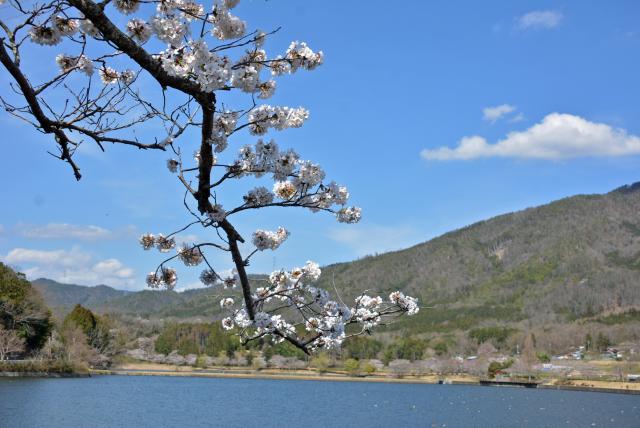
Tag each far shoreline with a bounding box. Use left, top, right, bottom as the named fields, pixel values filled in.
left=85, top=363, right=640, bottom=396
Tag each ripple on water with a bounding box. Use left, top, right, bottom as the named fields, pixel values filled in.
left=0, top=376, right=638, bottom=428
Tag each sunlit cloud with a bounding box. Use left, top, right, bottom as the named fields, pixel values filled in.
left=2, top=247, right=137, bottom=289
left=516, top=10, right=563, bottom=30
left=483, top=104, right=517, bottom=123
left=422, top=113, right=640, bottom=161
left=16, top=223, right=139, bottom=242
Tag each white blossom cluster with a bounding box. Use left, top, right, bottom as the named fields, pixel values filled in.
left=28, top=15, right=81, bottom=45
left=80, top=18, right=100, bottom=38
left=114, top=0, right=319, bottom=99
left=99, top=66, right=135, bottom=85
left=159, top=40, right=232, bottom=92
left=13, top=0, right=386, bottom=352
left=29, top=25, right=62, bottom=46
left=268, top=42, right=323, bottom=76
left=210, top=1, right=245, bottom=40
left=199, top=268, right=219, bottom=286
left=252, top=227, right=289, bottom=251
left=243, top=186, right=273, bottom=207
left=207, top=203, right=226, bottom=222
left=226, top=141, right=360, bottom=221
left=220, top=297, right=235, bottom=308
left=230, top=49, right=276, bottom=98
left=221, top=270, right=240, bottom=288
left=248, top=105, right=309, bottom=135
left=336, top=206, right=362, bottom=224
left=28, top=0, right=326, bottom=148
left=114, top=0, right=140, bottom=15
left=177, top=244, right=204, bottom=266
left=126, top=18, right=152, bottom=43
left=141, top=234, right=207, bottom=268
left=146, top=267, right=178, bottom=290
left=54, top=16, right=80, bottom=36
left=55, top=54, right=94, bottom=75
left=139, top=233, right=176, bottom=252
left=209, top=111, right=238, bottom=152
left=199, top=268, right=239, bottom=288
left=218, top=262, right=420, bottom=350
left=151, top=13, right=189, bottom=45
left=389, top=291, right=420, bottom=315
left=32, top=0, right=383, bottom=349
left=273, top=181, right=297, bottom=200
left=276, top=41, right=324, bottom=74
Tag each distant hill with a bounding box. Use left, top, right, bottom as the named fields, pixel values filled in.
left=31, top=278, right=131, bottom=312
left=32, top=182, right=640, bottom=334
left=31, top=277, right=253, bottom=319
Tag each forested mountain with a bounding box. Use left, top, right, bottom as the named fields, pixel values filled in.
left=317, top=182, right=640, bottom=334
left=32, top=183, right=640, bottom=337
left=31, top=279, right=130, bottom=311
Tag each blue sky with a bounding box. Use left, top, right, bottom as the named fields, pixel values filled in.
left=1, top=1, right=640, bottom=290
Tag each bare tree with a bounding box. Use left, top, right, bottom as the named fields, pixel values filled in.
left=0, top=0, right=419, bottom=354
left=0, top=327, right=25, bottom=360
left=519, top=332, right=537, bottom=380
left=60, top=324, right=97, bottom=366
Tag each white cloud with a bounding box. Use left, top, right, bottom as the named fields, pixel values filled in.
left=2, top=247, right=136, bottom=289
left=421, top=113, right=640, bottom=161
left=18, top=223, right=113, bottom=240
left=483, top=104, right=516, bottom=123
left=5, top=247, right=92, bottom=267
left=328, top=224, right=418, bottom=257
left=516, top=10, right=563, bottom=30
left=17, top=223, right=139, bottom=242
left=509, top=113, right=525, bottom=123
left=93, top=259, right=134, bottom=279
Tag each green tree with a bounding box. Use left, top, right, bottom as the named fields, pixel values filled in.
left=385, top=337, right=428, bottom=361
left=0, top=263, right=52, bottom=352
left=362, top=361, right=377, bottom=375
left=584, top=333, right=592, bottom=352
left=487, top=359, right=513, bottom=379
left=469, top=327, right=514, bottom=347
left=310, top=353, right=331, bottom=373
left=64, top=304, right=110, bottom=352
left=64, top=304, right=97, bottom=334
left=343, top=336, right=383, bottom=360
left=433, top=342, right=448, bottom=356
left=155, top=322, right=240, bottom=356
left=595, top=332, right=611, bottom=352
left=536, top=352, right=551, bottom=363
left=343, top=358, right=360, bottom=376
left=263, top=341, right=306, bottom=360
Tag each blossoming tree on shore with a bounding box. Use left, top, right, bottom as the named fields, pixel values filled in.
left=0, top=0, right=419, bottom=353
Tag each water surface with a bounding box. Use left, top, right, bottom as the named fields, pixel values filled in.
left=1, top=375, right=638, bottom=427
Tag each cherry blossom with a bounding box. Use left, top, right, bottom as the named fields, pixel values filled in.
left=0, top=0, right=418, bottom=354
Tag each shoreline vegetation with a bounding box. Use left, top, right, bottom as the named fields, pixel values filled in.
left=80, top=362, right=640, bottom=395
left=0, top=360, right=89, bottom=377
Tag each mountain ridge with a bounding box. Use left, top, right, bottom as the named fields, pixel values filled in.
left=31, top=182, right=640, bottom=336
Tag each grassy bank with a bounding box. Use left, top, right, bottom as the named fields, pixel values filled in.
left=0, top=360, right=87, bottom=376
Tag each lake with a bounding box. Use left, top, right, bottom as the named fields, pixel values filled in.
left=0, top=375, right=639, bottom=427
